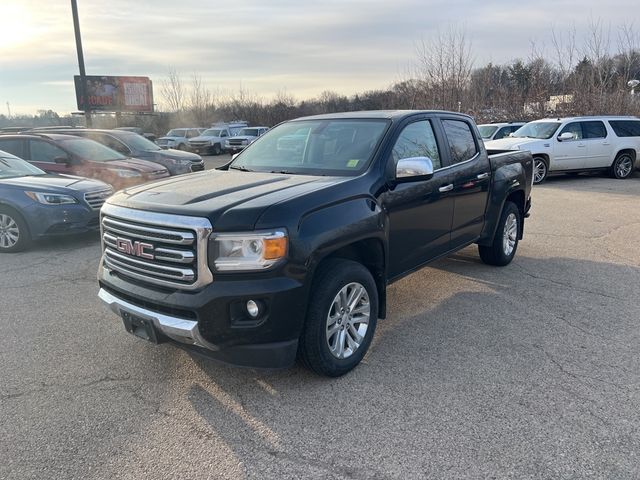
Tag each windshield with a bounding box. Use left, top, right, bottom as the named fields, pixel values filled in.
left=229, top=119, right=389, bottom=176
left=478, top=125, right=499, bottom=139
left=60, top=138, right=127, bottom=162
left=119, top=132, right=161, bottom=151
left=166, top=129, right=186, bottom=137
left=512, top=122, right=561, bottom=139
left=0, top=153, right=46, bottom=179
left=201, top=129, right=222, bottom=136
left=238, top=128, right=260, bottom=136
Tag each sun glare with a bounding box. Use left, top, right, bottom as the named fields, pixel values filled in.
left=0, top=5, right=38, bottom=50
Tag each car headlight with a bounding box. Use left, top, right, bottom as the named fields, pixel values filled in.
left=225, top=141, right=231, bottom=147
left=25, top=191, right=78, bottom=205
left=210, top=230, right=288, bottom=271
left=108, top=168, right=142, bottom=178
left=242, top=139, right=249, bottom=145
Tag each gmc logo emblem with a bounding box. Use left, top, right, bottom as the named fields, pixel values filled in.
left=115, top=238, right=154, bottom=260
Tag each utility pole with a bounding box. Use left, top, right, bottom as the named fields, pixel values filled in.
left=71, top=0, right=92, bottom=127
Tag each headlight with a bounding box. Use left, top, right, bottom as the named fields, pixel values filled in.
left=225, top=141, right=231, bottom=147
left=108, top=168, right=142, bottom=178
left=242, top=139, right=249, bottom=145
left=210, top=230, right=288, bottom=271
left=25, top=191, right=78, bottom=205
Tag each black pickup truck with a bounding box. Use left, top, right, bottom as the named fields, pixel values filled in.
left=98, top=110, right=533, bottom=376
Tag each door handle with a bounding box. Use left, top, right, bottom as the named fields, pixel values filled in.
left=476, top=172, right=490, bottom=180
left=577, top=144, right=586, bottom=148
left=439, top=184, right=454, bottom=193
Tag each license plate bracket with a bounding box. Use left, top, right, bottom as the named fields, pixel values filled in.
left=121, top=310, right=160, bottom=344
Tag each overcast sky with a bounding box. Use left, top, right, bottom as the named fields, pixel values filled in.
left=0, top=0, right=636, bottom=115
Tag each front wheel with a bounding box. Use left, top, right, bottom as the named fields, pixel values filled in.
left=213, top=143, right=222, bottom=156
left=610, top=152, right=634, bottom=179
left=299, top=259, right=378, bottom=377
left=533, top=156, right=548, bottom=184
left=478, top=201, right=520, bottom=266
left=0, top=208, right=31, bottom=253
left=177, top=143, right=187, bottom=151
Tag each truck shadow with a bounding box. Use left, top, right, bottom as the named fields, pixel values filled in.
left=183, top=253, right=640, bottom=476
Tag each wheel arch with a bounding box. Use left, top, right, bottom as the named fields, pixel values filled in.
left=613, top=148, right=637, bottom=165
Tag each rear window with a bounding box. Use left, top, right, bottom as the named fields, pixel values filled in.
left=609, top=120, right=640, bottom=137
left=442, top=119, right=478, bottom=164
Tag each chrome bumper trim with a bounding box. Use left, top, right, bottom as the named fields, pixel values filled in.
left=98, top=288, right=218, bottom=351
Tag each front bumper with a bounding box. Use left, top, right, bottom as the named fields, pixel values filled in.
left=24, top=203, right=100, bottom=238
left=98, top=264, right=308, bottom=368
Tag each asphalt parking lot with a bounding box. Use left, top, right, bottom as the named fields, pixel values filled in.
left=1, top=170, right=639, bottom=479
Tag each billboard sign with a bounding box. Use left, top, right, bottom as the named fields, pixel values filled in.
left=74, top=75, right=154, bottom=112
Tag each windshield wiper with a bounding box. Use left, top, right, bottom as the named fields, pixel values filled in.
left=229, top=165, right=254, bottom=172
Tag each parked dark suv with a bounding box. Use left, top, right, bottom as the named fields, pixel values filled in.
left=34, top=128, right=204, bottom=175
left=0, top=134, right=169, bottom=190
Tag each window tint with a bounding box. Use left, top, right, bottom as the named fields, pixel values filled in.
left=29, top=140, right=67, bottom=163
left=187, top=129, right=199, bottom=138
left=494, top=127, right=511, bottom=140
left=442, top=119, right=477, bottom=164
left=581, top=121, right=607, bottom=139
left=609, top=120, right=640, bottom=137
left=0, top=139, right=25, bottom=158
left=391, top=120, right=441, bottom=169
left=559, top=122, right=583, bottom=139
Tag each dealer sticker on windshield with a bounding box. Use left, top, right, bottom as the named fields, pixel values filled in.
left=346, top=159, right=360, bottom=168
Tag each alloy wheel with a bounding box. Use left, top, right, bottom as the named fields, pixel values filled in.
left=0, top=214, right=20, bottom=249
left=326, top=282, right=370, bottom=359
left=533, top=158, right=547, bottom=183
left=502, top=212, right=518, bottom=256
left=616, top=155, right=633, bottom=178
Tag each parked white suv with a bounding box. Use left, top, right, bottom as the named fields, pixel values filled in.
left=485, top=116, right=640, bottom=183
left=478, top=122, right=525, bottom=142
left=224, top=126, right=269, bottom=153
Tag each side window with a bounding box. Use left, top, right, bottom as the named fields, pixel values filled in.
left=187, top=129, right=198, bottom=138
left=221, top=131, right=228, bottom=137
left=608, top=120, right=640, bottom=137
left=442, top=119, right=478, bottom=164
left=0, top=139, right=25, bottom=158
left=100, top=135, right=130, bottom=154
left=29, top=140, right=67, bottom=163
left=391, top=120, right=441, bottom=170
left=582, top=121, right=607, bottom=139
left=494, top=127, right=510, bottom=140
left=559, top=122, right=583, bottom=140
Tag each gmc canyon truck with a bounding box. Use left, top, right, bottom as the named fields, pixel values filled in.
left=98, top=110, right=533, bottom=377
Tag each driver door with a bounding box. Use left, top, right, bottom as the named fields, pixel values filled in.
left=383, top=118, right=455, bottom=279
left=554, top=122, right=587, bottom=171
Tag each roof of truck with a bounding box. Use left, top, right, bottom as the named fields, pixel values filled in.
left=294, top=110, right=473, bottom=121
left=530, top=116, right=639, bottom=123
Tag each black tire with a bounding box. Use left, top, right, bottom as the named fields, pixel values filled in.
left=298, top=259, right=378, bottom=377
left=177, top=143, right=187, bottom=151
left=610, top=152, right=635, bottom=179
left=0, top=206, right=31, bottom=253
left=533, top=156, right=548, bottom=184
left=213, top=143, right=222, bottom=156
left=478, top=201, right=520, bottom=266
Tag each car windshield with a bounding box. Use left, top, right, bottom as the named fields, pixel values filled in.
left=166, top=129, right=186, bottom=137
left=478, top=125, right=499, bottom=139
left=202, top=129, right=222, bottom=136
left=0, top=153, right=46, bottom=179
left=59, top=138, right=127, bottom=162
left=119, top=132, right=161, bottom=151
left=229, top=119, right=389, bottom=176
left=237, top=128, right=260, bottom=136
left=512, top=122, right=561, bottom=139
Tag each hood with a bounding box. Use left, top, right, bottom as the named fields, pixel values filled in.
left=228, top=135, right=256, bottom=142
left=157, top=136, right=184, bottom=142
left=485, top=137, right=547, bottom=150
left=189, top=135, right=220, bottom=142
left=105, top=157, right=168, bottom=173
left=136, top=149, right=201, bottom=162
left=0, top=173, right=109, bottom=193
left=106, top=169, right=350, bottom=231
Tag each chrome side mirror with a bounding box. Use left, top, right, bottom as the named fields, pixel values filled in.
left=558, top=132, right=575, bottom=141
left=395, top=157, right=434, bottom=182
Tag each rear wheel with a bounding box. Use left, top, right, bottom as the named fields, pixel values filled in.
left=610, top=152, right=634, bottom=179
left=478, top=201, right=520, bottom=266
left=0, top=207, right=31, bottom=253
left=299, top=259, right=378, bottom=377
left=533, top=156, right=548, bottom=184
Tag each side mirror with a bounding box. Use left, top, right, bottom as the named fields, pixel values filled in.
left=395, top=157, right=434, bottom=182
left=558, top=132, right=575, bottom=141
left=54, top=155, right=71, bottom=164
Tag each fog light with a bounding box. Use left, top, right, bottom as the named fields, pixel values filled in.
left=246, top=300, right=259, bottom=318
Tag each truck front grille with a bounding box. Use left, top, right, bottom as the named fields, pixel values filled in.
left=84, top=187, right=114, bottom=210
left=100, top=204, right=213, bottom=290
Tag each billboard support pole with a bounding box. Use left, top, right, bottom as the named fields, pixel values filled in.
left=71, top=0, right=92, bottom=127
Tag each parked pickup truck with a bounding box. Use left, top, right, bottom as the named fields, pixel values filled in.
left=98, top=110, right=533, bottom=376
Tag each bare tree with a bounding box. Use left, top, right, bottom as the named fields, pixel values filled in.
left=188, top=73, right=214, bottom=125
left=160, top=68, right=186, bottom=112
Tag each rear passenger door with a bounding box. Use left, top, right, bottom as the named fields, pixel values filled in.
left=581, top=121, right=611, bottom=168
left=440, top=117, right=491, bottom=248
